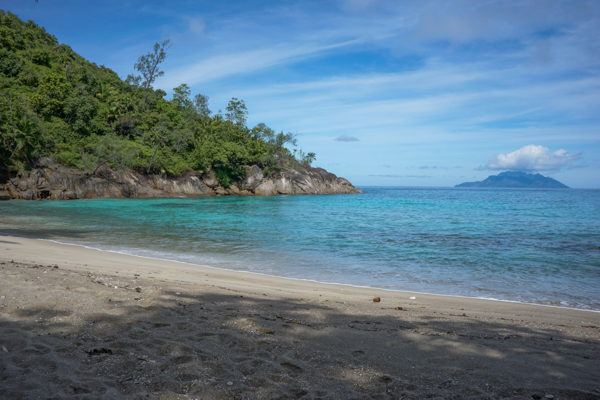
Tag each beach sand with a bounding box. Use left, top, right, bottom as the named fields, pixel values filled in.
left=1, top=235, right=599, bottom=399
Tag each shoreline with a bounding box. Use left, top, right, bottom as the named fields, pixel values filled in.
left=40, top=237, right=600, bottom=313
left=38, top=236, right=600, bottom=313
left=2, top=234, right=598, bottom=320
left=2, top=234, right=599, bottom=398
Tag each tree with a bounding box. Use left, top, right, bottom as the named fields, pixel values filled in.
left=172, top=83, right=192, bottom=110
left=143, top=119, right=170, bottom=174
left=126, top=40, right=170, bottom=89
left=250, top=123, right=275, bottom=142
left=31, top=70, right=71, bottom=118
left=303, top=152, right=316, bottom=166
left=193, top=93, right=210, bottom=117
left=0, top=93, right=44, bottom=172
left=124, top=74, right=141, bottom=86
left=0, top=48, right=22, bottom=77
left=225, top=97, right=247, bottom=126
left=275, top=132, right=297, bottom=148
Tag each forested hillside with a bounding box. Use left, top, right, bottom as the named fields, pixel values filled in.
left=0, top=11, right=317, bottom=187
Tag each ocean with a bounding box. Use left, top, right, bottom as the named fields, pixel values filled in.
left=1, top=187, right=599, bottom=310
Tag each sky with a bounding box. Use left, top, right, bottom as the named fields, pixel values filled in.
left=3, top=0, right=600, bottom=188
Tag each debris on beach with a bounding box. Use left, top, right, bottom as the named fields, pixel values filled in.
left=372, top=296, right=381, bottom=303
left=86, top=348, right=113, bottom=356
left=409, top=296, right=416, bottom=300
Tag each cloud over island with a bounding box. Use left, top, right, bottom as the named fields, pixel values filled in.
left=484, top=144, right=580, bottom=172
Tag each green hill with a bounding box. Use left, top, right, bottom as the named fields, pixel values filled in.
left=0, top=11, right=316, bottom=188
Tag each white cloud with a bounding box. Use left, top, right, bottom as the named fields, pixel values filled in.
left=485, top=145, right=580, bottom=171
left=157, top=38, right=360, bottom=89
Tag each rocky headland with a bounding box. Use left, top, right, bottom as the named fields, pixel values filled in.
left=1, top=159, right=359, bottom=200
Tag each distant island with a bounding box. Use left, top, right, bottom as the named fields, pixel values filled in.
left=455, top=171, right=569, bottom=189
left=0, top=12, right=357, bottom=199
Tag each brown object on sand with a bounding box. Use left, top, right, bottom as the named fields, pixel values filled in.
left=372, top=296, right=381, bottom=303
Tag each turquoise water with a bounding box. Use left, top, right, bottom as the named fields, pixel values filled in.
left=1, top=187, right=599, bottom=310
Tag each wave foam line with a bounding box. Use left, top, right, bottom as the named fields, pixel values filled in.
left=39, top=237, right=600, bottom=313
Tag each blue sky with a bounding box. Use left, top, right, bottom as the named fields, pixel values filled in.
left=3, top=0, right=600, bottom=187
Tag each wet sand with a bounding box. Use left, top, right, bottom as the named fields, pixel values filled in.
left=1, top=235, right=599, bottom=399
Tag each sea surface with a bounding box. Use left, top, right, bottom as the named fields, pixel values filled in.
left=1, top=187, right=599, bottom=310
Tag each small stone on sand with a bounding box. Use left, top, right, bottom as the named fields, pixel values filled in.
left=372, top=296, right=381, bottom=303
left=86, top=348, right=112, bottom=356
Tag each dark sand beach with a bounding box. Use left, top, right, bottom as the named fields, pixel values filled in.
left=1, top=236, right=599, bottom=399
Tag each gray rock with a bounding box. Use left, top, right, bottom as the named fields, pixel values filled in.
left=254, top=179, right=276, bottom=196
left=1, top=159, right=360, bottom=200
left=201, top=170, right=219, bottom=188
left=241, top=165, right=264, bottom=190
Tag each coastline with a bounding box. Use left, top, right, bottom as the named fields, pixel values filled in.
left=2, top=187, right=598, bottom=312
left=38, top=237, right=600, bottom=313
left=1, top=234, right=599, bottom=399
left=2, top=159, right=360, bottom=200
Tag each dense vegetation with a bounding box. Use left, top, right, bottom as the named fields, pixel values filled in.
left=0, top=11, right=315, bottom=186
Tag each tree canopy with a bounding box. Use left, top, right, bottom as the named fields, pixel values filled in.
left=0, top=11, right=314, bottom=186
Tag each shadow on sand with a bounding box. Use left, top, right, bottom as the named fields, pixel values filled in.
left=1, top=284, right=599, bottom=399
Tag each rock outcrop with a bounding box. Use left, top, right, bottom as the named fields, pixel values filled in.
left=1, top=159, right=359, bottom=200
